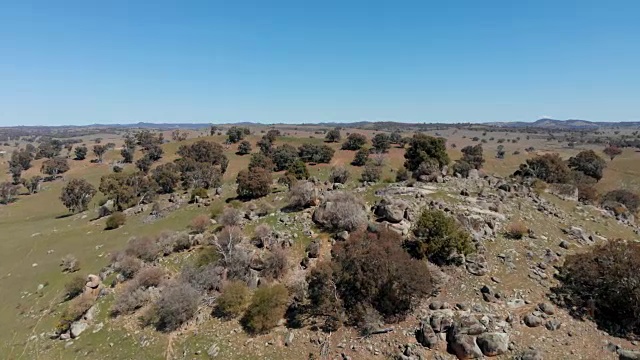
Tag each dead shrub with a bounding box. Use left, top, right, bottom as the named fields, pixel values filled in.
left=252, top=224, right=274, bottom=248
left=241, top=284, right=289, bottom=334
left=329, top=166, right=350, bottom=184
left=215, top=281, right=250, bottom=319
left=135, top=266, right=166, bottom=289
left=504, top=221, right=528, bottom=239
left=218, top=207, right=243, bottom=227
left=154, top=282, right=201, bottom=332
left=125, top=236, right=160, bottom=262
left=288, top=181, right=316, bottom=209
left=181, top=264, right=225, bottom=292
left=113, top=255, right=143, bottom=279
left=60, top=254, right=80, bottom=273
left=190, top=214, right=210, bottom=234
left=262, top=248, right=288, bottom=280
left=111, top=283, right=149, bottom=316
left=312, top=191, right=367, bottom=232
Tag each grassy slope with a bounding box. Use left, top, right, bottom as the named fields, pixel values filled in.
left=1, top=128, right=639, bottom=359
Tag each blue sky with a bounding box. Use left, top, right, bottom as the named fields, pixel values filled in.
left=1, top=0, right=639, bottom=125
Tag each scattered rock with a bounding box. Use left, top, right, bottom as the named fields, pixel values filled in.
left=476, top=332, right=509, bottom=356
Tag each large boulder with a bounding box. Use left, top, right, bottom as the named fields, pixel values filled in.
left=449, top=334, right=483, bottom=359
left=372, top=198, right=409, bottom=223
left=70, top=321, right=89, bottom=338
left=619, top=349, right=640, bottom=360
left=476, top=332, right=508, bottom=356
left=415, top=320, right=439, bottom=349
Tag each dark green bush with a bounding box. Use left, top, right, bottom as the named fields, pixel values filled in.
left=106, top=212, right=126, bottom=230
left=408, top=208, right=474, bottom=264
left=241, top=284, right=289, bottom=334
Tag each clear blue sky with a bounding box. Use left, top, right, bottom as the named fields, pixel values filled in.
left=1, top=0, right=639, bottom=125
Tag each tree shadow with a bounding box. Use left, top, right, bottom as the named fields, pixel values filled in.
left=56, top=213, right=74, bottom=219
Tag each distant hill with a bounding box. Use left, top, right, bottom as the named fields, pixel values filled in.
left=486, top=118, right=640, bottom=129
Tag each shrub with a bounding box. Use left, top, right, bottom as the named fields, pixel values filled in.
left=248, top=153, right=274, bottom=172
left=342, top=133, right=367, bottom=150
left=460, top=144, right=485, bottom=169
left=57, top=294, right=95, bottom=333
left=113, top=255, right=143, bottom=279
left=237, top=167, right=272, bottom=199
left=190, top=214, right=210, bottom=234
left=452, top=160, right=473, bottom=178
left=285, top=160, right=309, bottom=180
left=504, top=221, right=528, bottom=239
left=329, top=166, right=350, bottom=184
left=271, top=144, right=299, bottom=171
left=306, top=229, right=432, bottom=329
left=395, top=167, right=409, bottom=182
left=252, top=224, right=274, bottom=248
left=194, top=247, right=220, bottom=267
left=262, top=248, right=288, bottom=280
left=135, top=266, right=166, bottom=289
left=216, top=281, right=250, bottom=319
left=181, top=264, right=224, bottom=292
left=552, top=240, right=640, bottom=337
left=64, top=275, right=86, bottom=299
left=351, top=148, right=369, bottom=166
left=312, top=192, right=367, bottom=232
left=360, top=164, right=381, bottom=182
left=190, top=187, right=209, bottom=201
left=601, top=189, right=640, bottom=213
left=517, top=153, right=571, bottom=183
left=603, top=146, right=623, bottom=161
left=125, top=236, right=160, bottom=262
left=60, top=254, right=80, bottom=273
left=241, top=284, right=289, bottom=334
left=112, top=282, right=149, bottom=316
left=288, top=181, right=317, bottom=209
left=106, top=212, right=126, bottom=230
left=151, top=163, right=181, bottom=193
left=408, top=208, right=474, bottom=265
left=218, top=207, right=243, bottom=227
left=577, top=184, right=599, bottom=204
left=154, top=282, right=201, bottom=331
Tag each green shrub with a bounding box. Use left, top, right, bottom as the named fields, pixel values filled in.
left=395, top=167, right=409, bottom=182
left=408, top=208, right=474, bottom=264
left=105, top=212, right=126, bottom=230
left=57, top=294, right=95, bottom=333
left=241, top=284, right=289, bottom=334
left=552, top=240, right=640, bottom=337
left=216, top=281, right=250, bottom=319
left=190, top=187, right=209, bottom=201
left=360, top=164, right=381, bottom=182
left=64, top=274, right=86, bottom=299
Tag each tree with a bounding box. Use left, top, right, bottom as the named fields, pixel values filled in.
left=121, top=147, right=135, bottom=163
left=36, top=139, right=63, bottom=159
left=171, top=129, right=188, bottom=142
left=361, top=164, right=381, bottom=182
left=177, top=159, right=222, bottom=189
left=271, top=144, right=299, bottom=171
left=237, top=140, right=252, bottom=155
left=99, top=172, right=157, bottom=210
left=93, top=145, right=107, bottom=163
left=60, top=178, right=97, bottom=213
left=518, top=153, right=571, bottom=183
left=404, top=134, right=449, bottom=172
left=74, top=146, right=88, bottom=160
left=0, top=182, right=19, bottom=204
left=408, top=208, right=474, bottom=265
left=248, top=153, right=275, bottom=172
left=135, top=156, right=152, bottom=173
left=389, top=130, right=402, bottom=145
left=325, top=128, right=341, bottom=143
left=265, top=129, right=281, bottom=142
left=460, top=144, right=485, bottom=169
left=177, top=140, right=228, bottom=173
left=227, top=126, right=248, bottom=143
left=237, top=167, right=272, bottom=199
left=9, top=166, right=22, bottom=185
left=342, top=133, right=367, bottom=150
left=603, top=146, right=623, bottom=161
left=298, top=144, right=335, bottom=163
left=41, top=157, right=70, bottom=176
left=285, top=160, right=309, bottom=180
left=144, top=144, right=164, bottom=162
left=152, top=163, right=181, bottom=193
left=568, top=150, right=606, bottom=181
left=23, top=175, right=42, bottom=194
left=306, top=228, right=432, bottom=329
left=496, top=145, right=505, bottom=159
left=371, top=133, right=391, bottom=153
left=257, top=136, right=274, bottom=155
left=9, top=149, right=33, bottom=170
left=351, top=148, right=369, bottom=166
